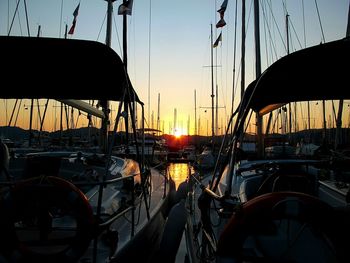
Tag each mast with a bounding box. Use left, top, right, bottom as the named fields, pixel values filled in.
left=28, top=25, right=42, bottom=147
left=216, top=84, right=219, bottom=135
left=122, top=0, right=130, bottom=148
left=194, top=89, right=197, bottom=136
left=174, top=108, right=177, bottom=134
left=254, top=0, right=263, bottom=157
left=241, top=0, right=245, bottom=100
left=231, top=0, right=238, bottom=119
left=28, top=99, right=34, bottom=147
left=100, top=0, right=115, bottom=152
left=105, top=0, right=114, bottom=47
left=286, top=13, right=292, bottom=139
left=157, top=93, right=160, bottom=135
left=148, top=0, right=152, bottom=130
left=210, top=24, right=215, bottom=141
left=335, top=3, right=350, bottom=149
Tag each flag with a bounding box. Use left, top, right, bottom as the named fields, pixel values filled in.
left=68, top=3, right=80, bottom=35
left=217, top=0, right=228, bottom=18
left=68, top=20, right=76, bottom=35
left=216, top=18, right=226, bottom=28
left=118, top=0, right=134, bottom=16
left=213, top=32, right=222, bottom=48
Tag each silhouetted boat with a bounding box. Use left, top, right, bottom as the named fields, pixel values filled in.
left=183, top=37, right=350, bottom=263
left=0, top=36, right=180, bottom=263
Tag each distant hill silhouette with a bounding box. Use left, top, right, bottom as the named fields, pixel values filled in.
left=50, top=127, right=100, bottom=138
left=0, top=126, right=29, bottom=142
left=0, top=126, right=100, bottom=145
left=2, top=125, right=350, bottom=151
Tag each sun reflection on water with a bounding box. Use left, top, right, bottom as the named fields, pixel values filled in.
left=167, top=163, right=194, bottom=190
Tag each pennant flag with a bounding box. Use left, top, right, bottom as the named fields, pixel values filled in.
left=73, top=3, right=80, bottom=17
left=216, top=18, right=226, bottom=28
left=118, top=0, right=134, bottom=16
left=217, top=0, right=228, bottom=18
left=213, top=32, right=222, bottom=48
left=68, top=3, right=80, bottom=35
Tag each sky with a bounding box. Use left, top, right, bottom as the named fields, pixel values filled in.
left=0, top=0, right=349, bottom=136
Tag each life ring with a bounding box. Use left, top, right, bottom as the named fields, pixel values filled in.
left=0, top=176, right=95, bottom=263
left=217, top=192, right=338, bottom=262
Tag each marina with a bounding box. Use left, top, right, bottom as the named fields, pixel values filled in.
left=1, top=1, right=350, bottom=263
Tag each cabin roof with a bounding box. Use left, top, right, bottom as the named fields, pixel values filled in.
left=244, top=37, right=350, bottom=115
left=0, top=36, right=141, bottom=102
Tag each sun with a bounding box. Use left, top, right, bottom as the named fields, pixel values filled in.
left=174, top=129, right=182, bottom=138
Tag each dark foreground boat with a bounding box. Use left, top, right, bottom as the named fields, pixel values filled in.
left=0, top=36, right=180, bottom=263
left=182, top=37, right=350, bottom=263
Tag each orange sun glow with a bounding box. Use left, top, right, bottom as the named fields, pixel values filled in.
left=174, top=130, right=183, bottom=138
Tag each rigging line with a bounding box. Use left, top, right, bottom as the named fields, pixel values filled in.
left=246, top=0, right=256, bottom=75
left=75, top=110, right=81, bottom=129
left=288, top=18, right=303, bottom=50
left=298, top=102, right=304, bottom=130
left=23, top=0, right=30, bottom=36
left=268, top=0, right=277, bottom=62
left=283, top=1, right=302, bottom=51
left=302, top=0, right=306, bottom=47
left=96, top=12, right=107, bottom=42
left=314, top=0, right=326, bottom=42
left=59, top=0, right=64, bottom=38
left=8, top=0, right=21, bottom=36
left=5, top=100, right=8, bottom=125
left=233, top=56, right=242, bottom=104
left=148, top=0, right=152, bottom=129
left=220, top=41, right=228, bottom=120
left=231, top=0, right=238, bottom=117
left=132, top=1, right=137, bottom=94
left=240, top=0, right=254, bottom=97
left=282, top=0, right=287, bottom=18
left=264, top=0, right=287, bottom=53
left=40, top=99, right=49, bottom=133
left=261, top=1, right=270, bottom=67
left=7, top=0, right=9, bottom=32
left=282, top=0, right=289, bottom=51
left=14, top=99, right=22, bottom=127
left=112, top=11, right=123, bottom=57
left=260, top=0, right=279, bottom=63
left=36, top=99, right=42, bottom=126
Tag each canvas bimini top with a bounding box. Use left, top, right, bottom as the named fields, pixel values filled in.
left=242, top=37, right=350, bottom=115
left=0, top=36, right=141, bottom=103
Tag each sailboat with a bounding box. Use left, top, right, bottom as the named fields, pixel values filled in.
left=180, top=1, right=350, bottom=262
left=0, top=2, right=181, bottom=263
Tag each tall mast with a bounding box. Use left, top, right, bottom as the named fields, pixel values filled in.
left=122, top=0, right=129, bottom=146
left=210, top=24, right=215, bottom=141
left=231, top=0, right=238, bottom=120
left=241, top=0, right=245, bottom=100
left=254, top=0, right=263, bottom=157
left=28, top=25, right=42, bottom=147
left=335, top=3, right=350, bottom=149
left=100, top=0, right=115, bottom=152
left=194, top=89, right=197, bottom=136
left=157, top=93, right=160, bottom=134
left=216, top=84, right=218, bottom=135
left=286, top=13, right=292, bottom=138
left=105, top=0, right=114, bottom=47
left=174, top=108, right=177, bottom=134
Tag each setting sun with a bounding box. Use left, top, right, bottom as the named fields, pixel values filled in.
left=174, top=129, right=183, bottom=138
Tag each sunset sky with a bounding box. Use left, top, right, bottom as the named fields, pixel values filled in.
left=0, top=0, right=349, bottom=135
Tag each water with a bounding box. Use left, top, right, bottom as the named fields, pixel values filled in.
left=167, top=163, right=194, bottom=190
